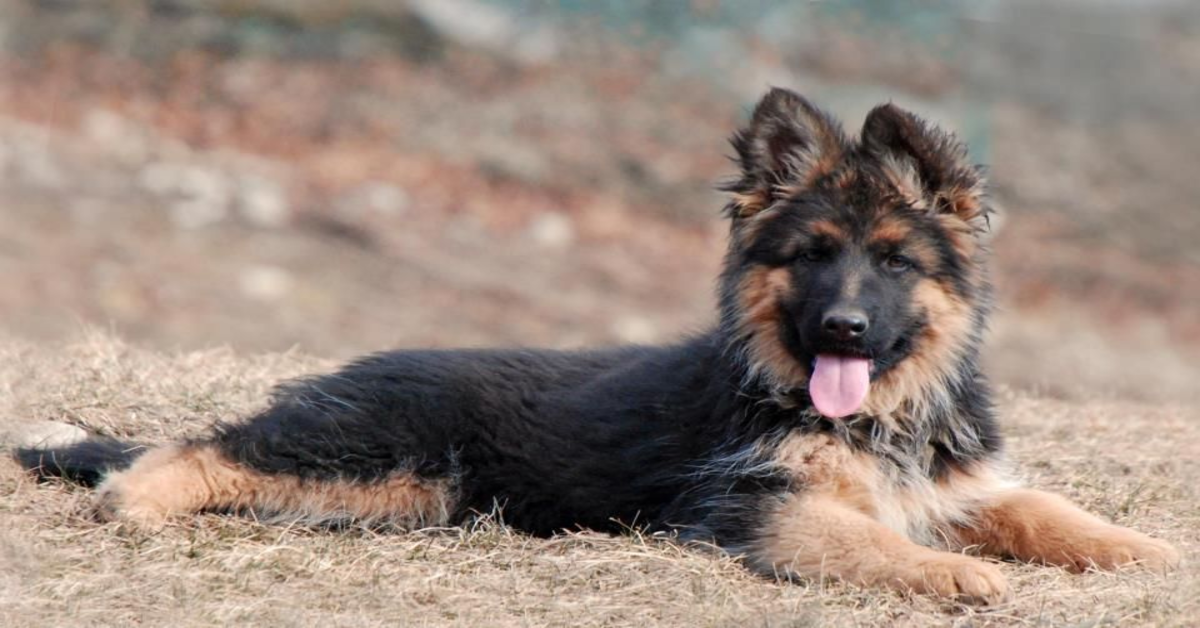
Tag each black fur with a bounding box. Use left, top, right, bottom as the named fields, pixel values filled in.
left=16, top=438, right=144, bottom=487
left=14, top=88, right=1003, bottom=553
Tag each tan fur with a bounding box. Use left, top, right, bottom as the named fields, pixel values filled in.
left=733, top=249, right=975, bottom=407
left=808, top=136, right=845, bottom=186
left=878, top=154, right=928, bottom=210
left=753, top=432, right=1178, bottom=601
left=807, top=219, right=847, bottom=241
left=863, top=280, right=973, bottom=416
left=830, top=166, right=858, bottom=191
left=752, top=433, right=1012, bottom=603
left=868, top=217, right=941, bottom=273
left=735, top=267, right=807, bottom=386
left=95, top=444, right=454, bottom=529
left=906, top=240, right=944, bottom=276
left=933, top=177, right=988, bottom=261
left=954, top=488, right=1181, bottom=573
left=865, top=216, right=913, bottom=246
left=733, top=212, right=786, bottom=254
left=729, top=190, right=771, bottom=219
left=770, top=433, right=1014, bottom=546
left=876, top=147, right=983, bottom=260
left=937, top=180, right=987, bottom=226
left=736, top=94, right=846, bottom=216
left=768, top=110, right=844, bottom=194
left=755, top=494, right=1009, bottom=603
left=938, top=212, right=982, bottom=260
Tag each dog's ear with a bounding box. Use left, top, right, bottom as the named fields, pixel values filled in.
left=861, top=103, right=988, bottom=230
left=724, top=88, right=846, bottom=220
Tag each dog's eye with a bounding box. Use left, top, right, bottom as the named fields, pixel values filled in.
left=884, top=255, right=913, bottom=272
left=798, top=249, right=828, bottom=263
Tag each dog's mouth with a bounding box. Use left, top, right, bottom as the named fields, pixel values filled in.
left=807, top=354, right=874, bottom=419
left=799, top=327, right=918, bottom=419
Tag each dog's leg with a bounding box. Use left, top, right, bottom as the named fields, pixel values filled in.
left=95, top=443, right=453, bottom=529
left=93, top=444, right=246, bottom=527
left=749, top=493, right=1010, bottom=604
left=955, top=488, right=1179, bottom=573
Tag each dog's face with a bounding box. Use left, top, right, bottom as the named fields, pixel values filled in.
left=720, top=89, right=990, bottom=418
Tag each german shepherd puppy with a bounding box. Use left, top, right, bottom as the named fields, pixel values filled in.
left=17, top=88, right=1178, bottom=604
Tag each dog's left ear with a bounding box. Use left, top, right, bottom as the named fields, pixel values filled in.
left=724, top=88, right=846, bottom=220
left=861, top=103, right=988, bottom=230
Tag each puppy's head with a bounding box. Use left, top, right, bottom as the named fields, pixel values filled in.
left=720, top=88, right=991, bottom=417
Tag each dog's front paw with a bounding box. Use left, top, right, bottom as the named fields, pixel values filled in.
left=899, top=553, right=1011, bottom=605
left=1066, top=527, right=1180, bottom=573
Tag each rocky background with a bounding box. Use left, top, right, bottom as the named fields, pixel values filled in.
left=0, top=0, right=1197, bottom=402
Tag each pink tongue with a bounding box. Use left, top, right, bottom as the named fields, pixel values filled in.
left=809, top=355, right=871, bottom=418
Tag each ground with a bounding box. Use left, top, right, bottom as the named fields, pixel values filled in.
left=1, top=334, right=1196, bottom=627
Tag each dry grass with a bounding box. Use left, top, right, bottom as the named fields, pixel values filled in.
left=1, top=332, right=1196, bottom=627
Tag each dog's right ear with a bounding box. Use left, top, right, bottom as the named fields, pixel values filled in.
left=723, top=88, right=846, bottom=220
left=861, top=103, right=987, bottom=229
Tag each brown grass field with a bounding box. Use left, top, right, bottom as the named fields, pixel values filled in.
left=1, top=332, right=1196, bottom=627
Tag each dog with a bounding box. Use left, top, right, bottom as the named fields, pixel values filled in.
left=16, top=88, right=1179, bottom=604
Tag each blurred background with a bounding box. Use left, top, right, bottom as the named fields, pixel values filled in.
left=0, top=0, right=1196, bottom=402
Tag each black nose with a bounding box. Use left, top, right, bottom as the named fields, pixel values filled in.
left=822, top=310, right=869, bottom=340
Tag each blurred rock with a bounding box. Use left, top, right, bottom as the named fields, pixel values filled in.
left=140, top=162, right=232, bottom=229
left=237, top=174, right=290, bottom=228
left=82, top=108, right=149, bottom=165
left=10, top=421, right=88, bottom=450
left=611, top=316, right=658, bottom=344
left=527, top=211, right=574, bottom=249
left=477, top=137, right=550, bottom=185
left=238, top=264, right=294, bottom=302
left=14, top=132, right=66, bottom=189
left=336, top=181, right=410, bottom=217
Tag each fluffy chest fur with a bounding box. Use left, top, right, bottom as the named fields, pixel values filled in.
left=768, top=429, right=1014, bottom=547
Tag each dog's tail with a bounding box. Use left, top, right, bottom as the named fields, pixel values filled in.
left=14, top=438, right=147, bottom=487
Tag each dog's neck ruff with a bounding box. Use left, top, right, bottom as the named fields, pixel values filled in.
left=715, top=328, right=998, bottom=476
